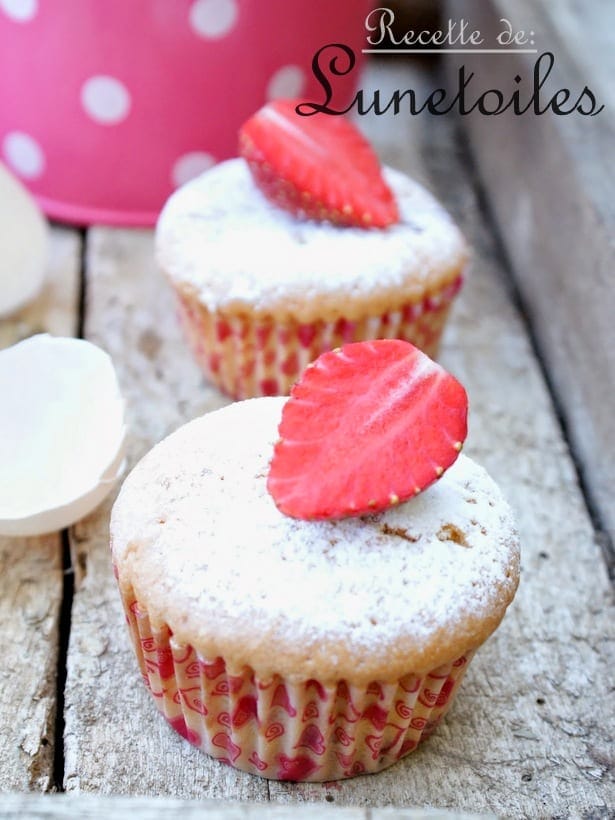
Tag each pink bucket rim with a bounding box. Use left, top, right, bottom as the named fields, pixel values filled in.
left=36, top=193, right=158, bottom=227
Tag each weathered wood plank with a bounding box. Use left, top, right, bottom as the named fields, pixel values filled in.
left=63, top=229, right=264, bottom=799
left=0, top=226, right=81, bottom=792
left=542, top=0, right=615, bottom=111
left=445, top=0, right=615, bottom=558
left=266, top=59, right=614, bottom=818
left=0, top=792, right=491, bottom=819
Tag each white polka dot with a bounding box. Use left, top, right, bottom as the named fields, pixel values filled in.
left=81, top=76, right=131, bottom=125
left=266, top=65, right=306, bottom=100
left=2, top=131, right=45, bottom=178
left=189, top=0, right=238, bottom=39
left=172, top=152, right=217, bottom=187
left=0, top=0, right=38, bottom=22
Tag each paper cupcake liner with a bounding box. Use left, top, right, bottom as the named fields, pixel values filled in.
left=120, top=587, right=475, bottom=782
left=174, top=276, right=463, bottom=399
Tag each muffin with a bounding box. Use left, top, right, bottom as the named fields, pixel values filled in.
left=155, top=104, right=467, bottom=400
left=110, top=397, right=519, bottom=781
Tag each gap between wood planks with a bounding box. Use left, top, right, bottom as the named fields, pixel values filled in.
left=52, top=531, right=73, bottom=791
left=52, top=228, right=86, bottom=792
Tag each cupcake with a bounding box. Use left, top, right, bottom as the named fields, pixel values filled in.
left=110, top=341, right=519, bottom=781
left=155, top=100, right=467, bottom=399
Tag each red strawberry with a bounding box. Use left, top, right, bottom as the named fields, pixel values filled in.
left=239, top=99, right=399, bottom=229
left=267, top=340, right=467, bottom=520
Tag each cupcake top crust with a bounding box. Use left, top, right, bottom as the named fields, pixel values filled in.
left=111, top=398, right=519, bottom=684
left=155, top=159, right=467, bottom=324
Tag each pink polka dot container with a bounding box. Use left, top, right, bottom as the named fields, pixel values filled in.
left=0, top=0, right=368, bottom=226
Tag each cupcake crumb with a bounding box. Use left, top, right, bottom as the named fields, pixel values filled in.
left=380, top=523, right=419, bottom=542
left=437, top=523, right=470, bottom=547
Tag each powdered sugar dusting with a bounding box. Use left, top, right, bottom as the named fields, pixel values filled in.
left=155, top=159, right=466, bottom=314
left=111, top=399, right=519, bottom=678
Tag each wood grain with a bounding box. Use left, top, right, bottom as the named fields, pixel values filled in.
left=63, top=229, right=256, bottom=798
left=0, top=791, right=491, bottom=819
left=445, top=0, right=615, bottom=559
left=0, top=226, right=81, bottom=792
left=62, top=60, right=614, bottom=817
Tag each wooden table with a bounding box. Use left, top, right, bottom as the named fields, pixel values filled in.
left=1, top=52, right=613, bottom=819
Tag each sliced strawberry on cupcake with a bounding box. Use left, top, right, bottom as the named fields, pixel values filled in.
left=267, top=340, right=468, bottom=520
left=239, top=99, right=399, bottom=228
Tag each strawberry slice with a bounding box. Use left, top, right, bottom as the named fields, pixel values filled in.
left=239, top=99, right=399, bottom=228
left=267, top=340, right=468, bottom=520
